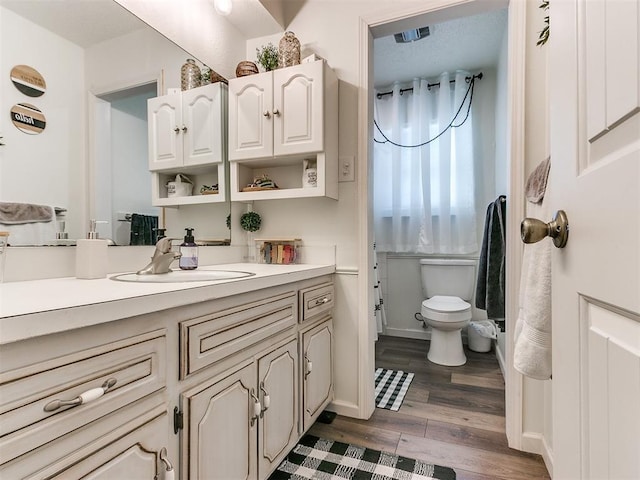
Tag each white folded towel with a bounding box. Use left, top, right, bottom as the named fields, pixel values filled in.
left=513, top=198, right=552, bottom=380
left=1, top=206, right=57, bottom=246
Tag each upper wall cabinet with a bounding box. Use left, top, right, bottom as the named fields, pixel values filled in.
left=228, top=61, right=338, bottom=201
left=147, top=83, right=228, bottom=207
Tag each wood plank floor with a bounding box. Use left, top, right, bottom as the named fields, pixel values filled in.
left=308, top=335, right=550, bottom=480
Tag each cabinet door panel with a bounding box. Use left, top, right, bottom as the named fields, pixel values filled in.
left=182, top=85, right=223, bottom=166
left=60, top=413, right=167, bottom=480
left=148, top=94, right=182, bottom=170
left=302, top=319, right=334, bottom=431
left=258, top=338, right=298, bottom=478
left=273, top=62, right=323, bottom=156
left=229, top=73, right=273, bottom=160
left=186, top=363, right=257, bottom=480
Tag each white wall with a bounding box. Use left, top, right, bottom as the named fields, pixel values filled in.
left=0, top=6, right=86, bottom=241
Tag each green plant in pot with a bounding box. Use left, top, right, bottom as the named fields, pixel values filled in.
left=240, top=211, right=262, bottom=232
left=256, top=43, right=279, bottom=72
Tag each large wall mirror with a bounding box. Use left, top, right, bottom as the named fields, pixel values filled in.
left=0, top=0, right=231, bottom=246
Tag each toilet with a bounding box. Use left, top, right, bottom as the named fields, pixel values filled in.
left=420, top=258, right=476, bottom=366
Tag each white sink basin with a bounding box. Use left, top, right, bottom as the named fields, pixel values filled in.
left=110, top=269, right=255, bottom=283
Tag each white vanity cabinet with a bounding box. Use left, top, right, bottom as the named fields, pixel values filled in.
left=0, top=270, right=334, bottom=480
left=147, top=82, right=228, bottom=206
left=299, top=282, right=335, bottom=431
left=179, top=286, right=300, bottom=479
left=228, top=60, right=338, bottom=201
left=182, top=338, right=298, bottom=480
left=0, top=322, right=172, bottom=479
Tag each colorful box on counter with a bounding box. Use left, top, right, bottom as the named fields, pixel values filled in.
left=255, top=239, right=301, bottom=264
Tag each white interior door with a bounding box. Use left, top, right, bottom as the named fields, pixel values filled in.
left=550, top=0, right=640, bottom=478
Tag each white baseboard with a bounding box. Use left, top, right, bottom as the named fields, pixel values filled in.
left=383, top=327, right=430, bottom=341
left=541, top=434, right=554, bottom=478
left=521, top=431, right=553, bottom=476
left=495, top=339, right=507, bottom=377
left=327, top=399, right=364, bottom=419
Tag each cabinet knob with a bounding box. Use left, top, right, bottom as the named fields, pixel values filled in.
left=272, top=109, right=281, bottom=117
left=173, top=127, right=180, bottom=133
left=181, top=125, right=188, bottom=133
left=263, top=111, right=271, bottom=118
left=43, top=377, right=117, bottom=412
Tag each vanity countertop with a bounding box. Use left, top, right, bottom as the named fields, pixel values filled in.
left=0, top=263, right=335, bottom=345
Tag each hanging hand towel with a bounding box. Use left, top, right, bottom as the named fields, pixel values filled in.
left=513, top=185, right=552, bottom=380
left=0, top=202, right=54, bottom=224
left=525, top=157, right=550, bottom=204
left=0, top=203, right=56, bottom=245
left=476, top=196, right=507, bottom=322
left=129, top=214, right=159, bottom=246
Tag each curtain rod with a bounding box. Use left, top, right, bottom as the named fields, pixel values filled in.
left=376, top=72, right=483, bottom=100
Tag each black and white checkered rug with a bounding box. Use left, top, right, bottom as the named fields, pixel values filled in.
left=270, top=435, right=456, bottom=480
left=375, top=368, right=414, bottom=411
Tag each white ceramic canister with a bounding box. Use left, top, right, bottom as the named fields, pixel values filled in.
left=302, top=159, right=317, bottom=188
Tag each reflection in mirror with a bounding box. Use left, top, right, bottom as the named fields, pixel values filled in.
left=0, top=0, right=231, bottom=246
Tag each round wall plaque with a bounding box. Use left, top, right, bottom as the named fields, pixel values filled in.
left=10, top=65, right=46, bottom=97
left=10, top=103, right=46, bottom=135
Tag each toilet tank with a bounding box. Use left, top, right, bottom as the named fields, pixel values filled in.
left=419, top=258, right=476, bottom=301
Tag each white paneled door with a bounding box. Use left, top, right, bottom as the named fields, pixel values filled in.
left=550, top=0, right=640, bottom=478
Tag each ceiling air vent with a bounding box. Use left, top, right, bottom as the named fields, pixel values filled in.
left=394, top=26, right=430, bottom=43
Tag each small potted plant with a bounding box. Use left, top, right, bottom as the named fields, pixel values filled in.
left=240, top=211, right=262, bottom=232
left=256, top=43, right=279, bottom=72
left=240, top=211, right=262, bottom=262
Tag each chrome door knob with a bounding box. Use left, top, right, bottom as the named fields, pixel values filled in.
left=521, top=210, right=569, bottom=248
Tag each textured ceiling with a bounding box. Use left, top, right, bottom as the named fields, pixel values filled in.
left=0, top=0, right=284, bottom=49
left=374, top=8, right=508, bottom=89
left=0, top=0, right=146, bottom=48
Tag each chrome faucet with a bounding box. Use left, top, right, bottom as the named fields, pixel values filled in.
left=136, top=237, right=182, bottom=275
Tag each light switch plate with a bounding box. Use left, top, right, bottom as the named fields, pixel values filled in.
left=339, top=156, right=355, bottom=182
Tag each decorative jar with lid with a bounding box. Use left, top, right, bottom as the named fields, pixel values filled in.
left=278, top=32, right=301, bottom=68
left=181, top=59, right=201, bottom=91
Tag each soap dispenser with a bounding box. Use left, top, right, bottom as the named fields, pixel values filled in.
left=179, top=228, right=198, bottom=270
left=76, top=219, right=108, bottom=279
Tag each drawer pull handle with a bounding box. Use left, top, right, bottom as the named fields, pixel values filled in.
left=159, top=447, right=175, bottom=480
left=305, top=355, right=313, bottom=379
left=250, top=388, right=261, bottom=426
left=43, top=378, right=117, bottom=412
left=260, top=381, right=270, bottom=414
left=314, top=297, right=330, bottom=306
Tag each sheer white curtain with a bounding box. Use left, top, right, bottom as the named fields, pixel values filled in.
left=373, top=71, right=478, bottom=254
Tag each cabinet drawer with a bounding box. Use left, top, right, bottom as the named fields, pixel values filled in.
left=0, top=330, right=166, bottom=465
left=299, top=282, right=334, bottom=322
left=182, top=291, right=296, bottom=377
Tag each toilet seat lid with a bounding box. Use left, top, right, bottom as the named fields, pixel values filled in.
left=422, top=295, right=470, bottom=313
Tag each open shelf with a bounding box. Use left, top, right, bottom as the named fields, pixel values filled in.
left=152, top=163, right=226, bottom=207
left=230, top=153, right=335, bottom=202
